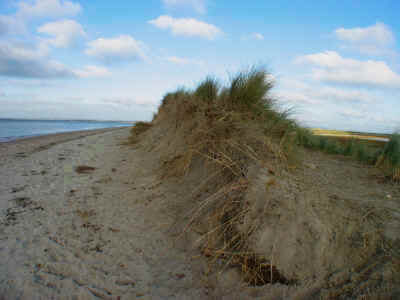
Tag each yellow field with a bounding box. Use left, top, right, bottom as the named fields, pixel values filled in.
left=312, top=129, right=389, bottom=142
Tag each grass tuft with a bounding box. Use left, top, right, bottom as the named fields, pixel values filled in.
left=195, top=76, right=219, bottom=102
left=228, top=67, right=274, bottom=111
left=376, top=133, right=400, bottom=180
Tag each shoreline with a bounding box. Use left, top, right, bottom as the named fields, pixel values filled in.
left=0, top=126, right=130, bottom=143
left=0, top=127, right=129, bottom=163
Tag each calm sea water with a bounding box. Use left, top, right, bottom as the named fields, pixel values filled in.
left=0, top=119, right=132, bottom=142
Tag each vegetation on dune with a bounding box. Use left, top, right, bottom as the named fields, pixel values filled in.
left=128, top=121, right=153, bottom=144
left=128, top=66, right=398, bottom=288
left=194, top=76, right=219, bottom=103
left=377, top=133, right=400, bottom=180
left=296, top=127, right=400, bottom=180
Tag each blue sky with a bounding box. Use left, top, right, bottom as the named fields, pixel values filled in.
left=0, top=0, right=399, bottom=133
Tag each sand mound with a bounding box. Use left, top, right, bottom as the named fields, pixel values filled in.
left=131, top=69, right=400, bottom=299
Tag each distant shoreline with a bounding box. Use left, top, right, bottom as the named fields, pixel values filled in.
left=0, top=126, right=130, bottom=144
left=0, top=119, right=133, bottom=143
left=0, top=126, right=130, bottom=143
left=0, top=127, right=128, bottom=164
left=0, top=118, right=135, bottom=124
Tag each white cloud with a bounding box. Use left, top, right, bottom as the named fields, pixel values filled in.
left=276, top=81, right=397, bottom=132
left=101, top=97, right=158, bottom=107
left=166, top=56, right=204, bottom=66
left=296, top=51, right=400, bottom=88
left=277, top=82, right=375, bottom=106
left=277, top=90, right=320, bottom=105
left=334, top=23, right=395, bottom=56
left=17, top=0, right=81, bottom=19
left=337, top=108, right=397, bottom=128
left=0, top=0, right=81, bottom=36
left=85, top=35, right=147, bottom=63
left=148, top=15, right=222, bottom=40
left=0, top=41, right=75, bottom=78
left=73, top=65, right=110, bottom=78
left=38, top=19, right=85, bottom=48
left=162, top=0, right=207, bottom=14
left=335, top=22, right=394, bottom=45
left=0, top=41, right=106, bottom=79
left=251, top=33, right=264, bottom=40
left=338, top=108, right=366, bottom=119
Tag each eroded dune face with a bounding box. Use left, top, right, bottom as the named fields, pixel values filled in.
left=133, top=77, right=400, bottom=299
left=243, top=160, right=398, bottom=285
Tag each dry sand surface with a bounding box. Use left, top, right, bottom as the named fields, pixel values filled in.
left=1, top=127, right=399, bottom=299
left=0, top=128, right=209, bottom=299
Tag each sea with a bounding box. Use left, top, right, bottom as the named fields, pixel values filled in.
left=0, top=119, right=133, bottom=142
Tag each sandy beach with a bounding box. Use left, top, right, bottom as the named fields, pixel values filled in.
left=0, top=128, right=208, bottom=299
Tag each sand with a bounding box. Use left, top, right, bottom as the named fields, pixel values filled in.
left=0, top=128, right=208, bottom=299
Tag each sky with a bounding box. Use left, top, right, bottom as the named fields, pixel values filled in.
left=0, top=0, right=399, bottom=133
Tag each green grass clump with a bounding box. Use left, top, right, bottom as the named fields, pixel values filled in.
left=295, top=129, right=385, bottom=165
left=381, top=134, right=400, bottom=166
left=228, top=68, right=274, bottom=111
left=376, top=133, right=400, bottom=180
left=195, top=77, right=219, bottom=102
left=295, top=128, right=316, bottom=149
left=324, top=140, right=342, bottom=155
left=343, top=139, right=355, bottom=156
